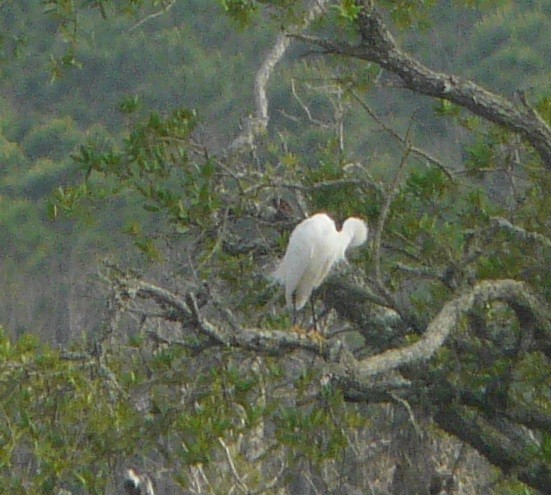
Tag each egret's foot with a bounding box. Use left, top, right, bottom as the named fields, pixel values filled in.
left=306, top=328, right=325, bottom=344
left=291, top=324, right=308, bottom=336
left=290, top=325, right=325, bottom=345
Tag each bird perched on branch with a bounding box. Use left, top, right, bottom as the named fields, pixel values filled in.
left=124, top=467, right=155, bottom=495
left=272, top=213, right=368, bottom=312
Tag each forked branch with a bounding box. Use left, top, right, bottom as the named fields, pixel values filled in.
left=111, top=274, right=550, bottom=385
left=350, top=279, right=550, bottom=377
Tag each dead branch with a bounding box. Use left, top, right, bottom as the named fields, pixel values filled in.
left=348, top=89, right=454, bottom=179
left=230, top=0, right=331, bottom=151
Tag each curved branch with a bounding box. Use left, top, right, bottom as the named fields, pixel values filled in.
left=352, top=279, right=550, bottom=377
left=121, top=276, right=549, bottom=389
left=230, top=0, right=331, bottom=150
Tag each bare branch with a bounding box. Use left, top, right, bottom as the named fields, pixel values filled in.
left=347, top=89, right=454, bottom=179
left=218, top=438, right=249, bottom=493
left=290, top=78, right=332, bottom=129
left=128, top=1, right=176, bottom=33
left=230, top=0, right=331, bottom=151
left=490, top=216, right=551, bottom=249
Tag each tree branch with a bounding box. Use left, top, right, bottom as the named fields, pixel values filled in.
left=490, top=216, right=551, bottom=249
left=351, top=279, right=550, bottom=377
left=128, top=0, right=175, bottom=33
left=435, top=407, right=551, bottom=494
left=115, top=275, right=550, bottom=397
left=294, top=2, right=551, bottom=168
left=230, top=0, right=331, bottom=150
left=107, top=272, right=550, bottom=493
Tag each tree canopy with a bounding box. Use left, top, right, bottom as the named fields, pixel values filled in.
left=0, top=1, right=549, bottom=494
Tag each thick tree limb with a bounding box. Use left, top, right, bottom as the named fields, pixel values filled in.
left=490, top=216, right=551, bottom=249
left=119, top=277, right=549, bottom=389
left=351, top=279, right=550, bottom=377
left=294, top=2, right=551, bottom=167
left=109, top=274, right=550, bottom=492
left=436, top=407, right=551, bottom=494
left=119, top=278, right=341, bottom=357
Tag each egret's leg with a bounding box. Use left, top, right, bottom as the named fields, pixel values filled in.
left=291, top=295, right=298, bottom=326
left=310, top=297, right=318, bottom=332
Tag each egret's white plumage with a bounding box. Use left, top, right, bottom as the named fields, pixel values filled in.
left=273, top=213, right=368, bottom=310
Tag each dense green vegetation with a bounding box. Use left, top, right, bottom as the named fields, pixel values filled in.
left=0, top=0, right=549, bottom=494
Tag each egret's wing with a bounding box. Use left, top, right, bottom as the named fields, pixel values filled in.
left=288, top=217, right=338, bottom=309
left=281, top=241, right=315, bottom=308
left=273, top=216, right=324, bottom=307
left=273, top=213, right=339, bottom=309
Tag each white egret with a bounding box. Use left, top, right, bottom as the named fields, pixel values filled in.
left=272, top=213, right=368, bottom=311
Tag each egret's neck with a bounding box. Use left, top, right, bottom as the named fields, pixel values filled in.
left=336, top=230, right=354, bottom=260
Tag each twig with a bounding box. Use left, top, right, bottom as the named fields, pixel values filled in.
left=291, top=78, right=331, bottom=129
left=248, top=459, right=287, bottom=495
left=348, top=89, right=454, bottom=180
left=372, top=139, right=412, bottom=302
left=390, top=392, right=423, bottom=437
left=218, top=438, right=248, bottom=493
left=197, top=207, right=230, bottom=271
left=128, top=0, right=175, bottom=32
left=393, top=262, right=442, bottom=280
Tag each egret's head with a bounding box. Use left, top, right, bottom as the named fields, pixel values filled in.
left=343, top=217, right=368, bottom=248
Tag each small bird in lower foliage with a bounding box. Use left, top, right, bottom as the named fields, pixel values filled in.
left=124, top=467, right=155, bottom=495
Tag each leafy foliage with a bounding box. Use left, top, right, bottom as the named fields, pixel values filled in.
left=0, top=0, right=550, bottom=493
